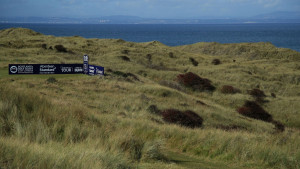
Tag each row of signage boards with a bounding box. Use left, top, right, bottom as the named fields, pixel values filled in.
left=9, top=55, right=104, bottom=76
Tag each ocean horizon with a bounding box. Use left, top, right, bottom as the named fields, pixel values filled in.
left=1, top=23, right=300, bottom=52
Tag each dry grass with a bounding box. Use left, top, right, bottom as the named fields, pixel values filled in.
left=1, top=28, right=300, bottom=169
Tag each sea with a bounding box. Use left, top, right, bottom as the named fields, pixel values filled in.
left=1, top=23, right=300, bottom=52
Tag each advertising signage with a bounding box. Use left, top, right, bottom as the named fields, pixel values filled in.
left=88, top=65, right=104, bottom=76
left=9, top=64, right=83, bottom=75
left=9, top=54, right=104, bottom=76
left=83, top=54, right=89, bottom=75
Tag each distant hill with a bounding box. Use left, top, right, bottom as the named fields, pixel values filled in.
left=251, top=11, right=300, bottom=20
left=1, top=12, right=300, bottom=24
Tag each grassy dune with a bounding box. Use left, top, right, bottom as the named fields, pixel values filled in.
left=0, top=28, right=300, bottom=169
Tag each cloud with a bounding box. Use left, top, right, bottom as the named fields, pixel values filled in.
left=0, top=0, right=299, bottom=18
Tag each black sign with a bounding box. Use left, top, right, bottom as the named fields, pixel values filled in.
left=9, top=64, right=83, bottom=75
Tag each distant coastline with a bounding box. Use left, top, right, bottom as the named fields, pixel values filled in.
left=1, top=23, right=300, bottom=52
left=1, top=12, right=300, bottom=24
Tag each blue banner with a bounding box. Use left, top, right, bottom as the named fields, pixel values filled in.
left=88, top=65, right=104, bottom=76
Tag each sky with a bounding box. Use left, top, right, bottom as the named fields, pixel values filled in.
left=0, top=0, right=299, bottom=19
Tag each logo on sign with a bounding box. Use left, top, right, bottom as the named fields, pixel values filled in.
left=10, top=66, right=18, bottom=74
left=40, top=65, right=56, bottom=72
left=61, top=66, right=72, bottom=73
left=83, top=55, right=89, bottom=62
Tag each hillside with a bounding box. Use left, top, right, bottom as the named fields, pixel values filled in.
left=0, top=28, right=300, bottom=169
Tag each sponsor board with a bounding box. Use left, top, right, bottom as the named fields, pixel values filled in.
left=9, top=64, right=84, bottom=75
left=83, top=54, right=89, bottom=75
left=9, top=55, right=104, bottom=76
left=88, top=65, right=104, bottom=76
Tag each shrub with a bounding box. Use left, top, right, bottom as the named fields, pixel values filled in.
left=41, top=43, right=47, bottom=49
left=161, top=109, right=203, bottom=128
left=220, top=85, right=240, bottom=94
left=196, top=100, right=206, bottom=106
left=271, top=93, right=276, bottom=98
left=147, top=105, right=161, bottom=115
left=237, top=101, right=273, bottom=122
left=121, top=49, right=129, bottom=54
left=49, top=46, right=53, bottom=50
left=189, top=57, right=198, bottom=66
left=119, top=56, right=130, bottom=61
left=112, top=71, right=139, bottom=81
left=169, top=52, right=175, bottom=58
left=212, top=59, right=221, bottom=65
left=146, top=54, right=152, bottom=62
left=54, top=45, right=67, bottom=53
left=248, top=88, right=266, bottom=98
left=46, top=77, right=57, bottom=83
left=176, top=72, right=215, bottom=91
left=272, top=121, right=285, bottom=132
left=248, top=88, right=267, bottom=103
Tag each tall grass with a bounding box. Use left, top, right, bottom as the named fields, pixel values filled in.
left=1, top=28, right=300, bottom=169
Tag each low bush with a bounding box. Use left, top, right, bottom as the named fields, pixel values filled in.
left=121, top=49, right=129, bottom=54
left=46, top=77, right=57, bottom=83
left=161, top=109, right=203, bottom=128
left=176, top=72, right=215, bottom=91
left=54, top=45, right=67, bottom=53
left=41, top=43, right=47, bottom=49
left=237, top=101, right=273, bottom=122
left=271, top=93, right=276, bottom=98
left=147, top=105, right=161, bottom=115
left=168, top=52, right=175, bottom=58
left=189, top=57, right=199, bottom=66
left=196, top=100, right=207, bottom=106
left=112, top=71, right=139, bottom=81
left=272, top=121, right=285, bottom=132
left=248, top=88, right=267, bottom=103
left=212, top=59, right=221, bottom=65
left=146, top=54, right=152, bottom=62
left=220, top=85, right=240, bottom=94
left=248, top=88, right=266, bottom=98
left=119, top=56, right=130, bottom=61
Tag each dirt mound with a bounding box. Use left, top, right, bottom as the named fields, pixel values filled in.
left=237, top=101, right=273, bottom=122
left=176, top=72, right=215, bottom=91
left=161, top=109, right=203, bottom=128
